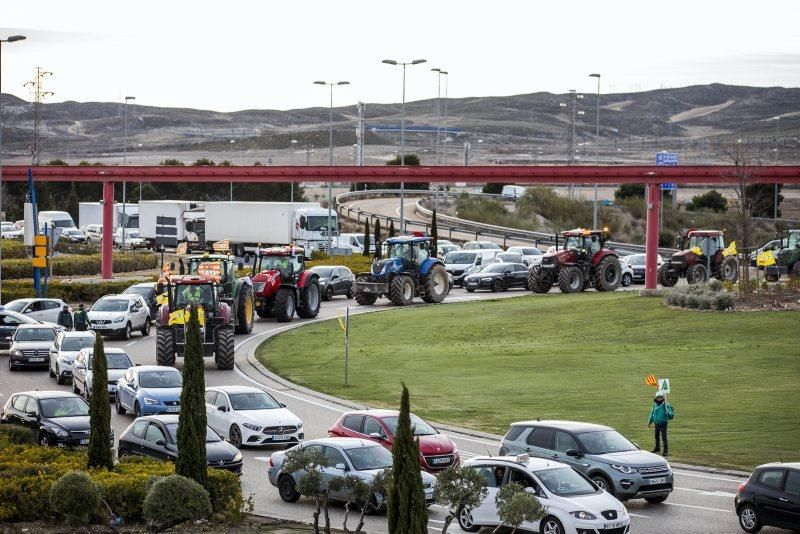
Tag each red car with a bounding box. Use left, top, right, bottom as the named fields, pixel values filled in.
left=328, top=409, right=460, bottom=473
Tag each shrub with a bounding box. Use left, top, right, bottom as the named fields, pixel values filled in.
left=1, top=253, right=159, bottom=279
left=207, top=468, right=248, bottom=519
left=1, top=279, right=148, bottom=303
left=1, top=239, right=29, bottom=259
left=708, top=279, right=723, bottom=292
left=55, top=241, right=100, bottom=255
left=143, top=474, right=212, bottom=529
left=663, top=283, right=736, bottom=311
left=307, top=254, right=375, bottom=275
left=686, top=189, right=727, bottom=212
left=0, top=424, right=37, bottom=444
left=49, top=471, right=101, bottom=526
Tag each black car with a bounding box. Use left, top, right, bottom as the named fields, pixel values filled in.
left=311, top=266, right=355, bottom=301
left=736, top=462, right=800, bottom=532
left=122, top=282, right=159, bottom=321
left=463, top=262, right=529, bottom=292
left=0, top=308, right=42, bottom=353
left=1, top=391, right=113, bottom=447
left=118, top=414, right=243, bottom=474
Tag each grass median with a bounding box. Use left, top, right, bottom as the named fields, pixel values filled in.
left=256, top=292, right=799, bottom=470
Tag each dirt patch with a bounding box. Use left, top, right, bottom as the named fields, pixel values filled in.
left=669, top=99, right=735, bottom=122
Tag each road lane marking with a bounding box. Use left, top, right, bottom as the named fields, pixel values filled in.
left=673, top=470, right=746, bottom=483
left=628, top=513, right=651, bottom=519
left=662, top=502, right=730, bottom=513
left=253, top=457, right=271, bottom=463
left=125, top=340, right=139, bottom=347
left=233, top=364, right=347, bottom=413
left=675, top=487, right=737, bottom=498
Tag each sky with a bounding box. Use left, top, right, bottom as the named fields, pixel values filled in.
left=2, top=0, right=799, bottom=112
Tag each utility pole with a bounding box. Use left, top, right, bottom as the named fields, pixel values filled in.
left=24, top=67, right=53, bottom=165
left=122, top=96, right=135, bottom=251
left=590, top=73, right=601, bottom=229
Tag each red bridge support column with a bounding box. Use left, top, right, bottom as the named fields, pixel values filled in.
left=641, top=182, right=661, bottom=295
left=101, top=181, right=114, bottom=280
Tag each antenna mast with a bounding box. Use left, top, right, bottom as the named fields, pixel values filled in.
left=24, top=67, right=54, bottom=165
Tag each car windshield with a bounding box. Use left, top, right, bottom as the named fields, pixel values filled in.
left=139, top=371, right=182, bottom=388
left=306, top=216, right=336, bottom=232
left=229, top=392, right=281, bottom=410
left=631, top=255, right=646, bottom=266
left=166, top=423, right=220, bottom=443
left=51, top=220, right=75, bottom=229
left=344, top=445, right=393, bottom=471
left=174, top=284, right=215, bottom=308
left=381, top=415, right=437, bottom=436
left=497, top=254, right=522, bottom=262
left=15, top=327, right=55, bottom=342
left=521, top=248, right=541, bottom=256
left=123, top=286, right=154, bottom=297
left=4, top=301, right=28, bottom=312
left=536, top=467, right=597, bottom=496
left=577, top=430, right=638, bottom=454
left=481, top=264, right=509, bottom=273
left=92, top=299, right=128, bottom=312
left=61, top=337, right=95, bottom=351
left=66, top=229, right=82, bottom=235
left=127, top=231, right=140, bottom=238
left=446, top=252, right=477, bottom=264
left=312, top=267, right=333, bottom=278
left=40, top=396, right=90, bottom=418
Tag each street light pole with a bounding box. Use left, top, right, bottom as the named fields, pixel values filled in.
left=590, top=73, right=601, bottom=229
left=443, top=71, right=449, bottom=166
left=0, top=35, right=26, bottom=304
left=122, top=95, right=135, bottom=251
left=431, top=68, right=447, bottom=210
left=383, top=58, right=426, bottom=234
left=229, top=139, right=235, bottom=201
left=774, top=116, right=780, bottom=222
left=314, top=80, right=350, bottom=254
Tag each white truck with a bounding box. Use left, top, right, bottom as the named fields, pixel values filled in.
left=138, top=200, right=205, bottom=247
left=78, top=202, right=139, bottom=230
left=37, top=210, right=77, bottom=232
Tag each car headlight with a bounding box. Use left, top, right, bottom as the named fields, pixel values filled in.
left=242, top=423, right=262, bottom=431
left=113, top=316, right=125, bottom=323
left=481, top=277, right=493, bottom=282
left=253, top=282, right=266, bottom=293
left=569, top=511, right=597, bottom=520
left=53, top=427, right=70, bottom=438
left=611, top=464, right=637, bottom=474
left=233, top=452, right=242, bottom=462
left=143, top=397, right=160, bottom=405
left=10, top=349, right=21, bottom=356
left=297, top=422, right=303, bottom=429
left=58, top=356, right=72, bottom=365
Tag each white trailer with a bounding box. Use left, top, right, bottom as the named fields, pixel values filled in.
left=138, top=200, right=205, bottom=246
left=79, top=202, right=139, bottom=230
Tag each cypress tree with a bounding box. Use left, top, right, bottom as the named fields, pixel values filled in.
left=387, top=383, right=428, bottom=534
left=373, top=218, right=382, bottom=259
left=430, top=209, right=438, bottom=257
left=362, top=219, right=371, bottom=257
left=87, top=334, right=113, bottom=470
left=175, top=305, right=207, bottom=487
left=389, top=219, right=396, bottom=238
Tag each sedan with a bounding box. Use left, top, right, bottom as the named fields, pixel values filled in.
left=310, top=266, right=355, bottom=301
left=62, top=228, right=87, bottom=243
left=463, top=263, right=529, bottom=293
left=3, top=298, right=67, bottom=324
left=72, top=348, right=134, bottom=399
left=205, top=386, right=304, bottom=448
left=735, top=462, right=800, bottom=533
left=49, top=331, right=96, bottom=384
left=463, top=241, right=502, bottom=250
left=115, top=365, right=183, bottom=417
left=269, top=437, right=436, bottom=507
left=9, top=324, right=58, bottom=370
left=118, top=414, right=243, bottom=474
left=0, top=308, right=45, bottom=354
left=1, top=223, right=23, bottom=239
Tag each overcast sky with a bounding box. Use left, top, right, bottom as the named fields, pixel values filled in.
left=2, top=0, right=799, bottom=112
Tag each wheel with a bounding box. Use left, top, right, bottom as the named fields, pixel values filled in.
left=466, top=287, right=475, bottom=293
left=49, top=362, right=56, bottom=378
left=558, top=265, right=584, bottom=293
left=324, top=286, right=334, bottom=301
left=591, top=474, right=614, bottom=495
left=118, top=448, right=131, bottom=459
left=235, top=284, right=255, bottom=334
left=792, top=262, right=800, bottom=279
left=121, top=322, right=131, bottom=341
left=658, top=264, right=679, bottom=287
left=215, top=328, right=235, bottom=370
left=490, top=279, right=502, bottom=292
left=56, top=365, right=65, bottom=385
left=73, top=381, right=80, bottom=394
left=274, top=288, right=295, bottom=322
left=39, top=432, right=53, bottom=447
left=456, top=506, right=480, bottom=533
left=540, top=516, right=565, bottom=534
left=716, top=256, right=739, bottom=283
left=278, top=476, right=301, bottom=503
left=354, top=275, right=378, bottom=306
left=686, top=263, right=709, bottom=285
left=738, top=503, right=762, bottom=533
left=421, top=264, right=449, bottom=303
left=645, top=495, right=668, bottom=504
left=594, top=255, right=622, bottom=292
left=156, top=328, right=176, bottom=367
left=346, top=287, right=354, bottom=299
left=134, top=401, right=142, bottom=418
left=297, top=279, right=321, bottom=319
left=528, top=265, right=555, bottom=293
left=389, top=275, right=415, bottom=306
left=115, top=393, right=126, bottom=415
left=229, top=424, right=242, bottom=448
left=141, top=319, right=151, bottom=336
left=621, top=272, right=633, bottom=287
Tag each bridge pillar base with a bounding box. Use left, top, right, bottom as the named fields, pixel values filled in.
left=638, top=288, right=662, bottom=297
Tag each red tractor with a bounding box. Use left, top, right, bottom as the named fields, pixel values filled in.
left=250, top=246, right=321, bottom=322
left=527, top=229, right=622, bottom=293
left=658, top=229, right=738, bottom=286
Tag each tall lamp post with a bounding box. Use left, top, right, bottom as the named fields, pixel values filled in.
left=382, top=58, right=426, bottom=234
left=0, top=34, right=26, bottom=303
left=589, top=73, right=601, bottom=229
left=122, top=95, right=135, bottom=250
left=774, top=116, right=780, bottom=222
left=314, top=80, right=350, bottom=254
left=431, top=68, right=447, bottom=210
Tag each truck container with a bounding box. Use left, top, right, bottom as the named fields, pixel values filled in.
left=138, top=200, right=205, bottom=247
left=79, top=202, right=139, bottom=230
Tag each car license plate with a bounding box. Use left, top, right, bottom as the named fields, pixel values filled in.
left=29, top=357, right=45, bottom=362
left=431, top=457, right=450, bottom=464
left=79, top=439, right=89, bottom=445
left=93, top=325, right=107, bottom=330
left=649, top=477, right=666, bottom=484
left=165, top=406, right=179, bottom=413
left=604, top=521, right=624, bottom=529
left=542, top=264, right=555, bottom=269
left=272, top=435, right=290, bottom=441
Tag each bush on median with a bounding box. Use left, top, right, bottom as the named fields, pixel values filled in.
left=1, top=279, right=150, bottom=303
left=663, top=281, right=735, bottom=311
left=1, top=252, right=159, bottom=280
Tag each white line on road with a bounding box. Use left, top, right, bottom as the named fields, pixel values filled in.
left=233, top=365, right=347, bottom=413
left=125, top=340, right=139, bottom=347
left=675, top=487, right=737, bottom=498
left=628, top=513, right=652, bottom=519
left=673, top=470, right=746, bottom=483
left=662, top=502, right=731, bottom=513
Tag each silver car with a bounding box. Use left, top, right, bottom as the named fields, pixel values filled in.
left=268, top=437, right=436, bottom=508
left=72, top=347, right=134, bottom=399
left=48, top=331, right=96, bottom=384
left=3, top=298, right=67, bottom=324
left=499, top=420, right=673, bottom=503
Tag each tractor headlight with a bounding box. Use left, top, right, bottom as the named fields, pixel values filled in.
left=253, top=282, right=266, bottom=293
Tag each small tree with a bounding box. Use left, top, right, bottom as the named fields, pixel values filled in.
left=389, top=219, right=396, bottom=238
left=686, top=189, right=727, bottom=212
left=433, top=464, right=488, bottom=533
left=192, top=158, right=215, bottom=166
left=373, top=218, right=382, bottom=260
left=614, top=183, right=645, bottom=200
left=160, top=158, right=185, bottom=166
left=175, top=306, right=207, bottom=487
left=482, top=183, right=507, bottom=195
left=87, top=334, right=113, bottom=470
left=492, top=482, right=547, bottom=534
left=332, top=468, right=391, bottom=533
left=387, top=383, right=428, bottom=534
left=430, top=209, right=438, bottom=257
left=362, top=219, right=371, bottom=257
left=282, top=446, right=330, bottom=534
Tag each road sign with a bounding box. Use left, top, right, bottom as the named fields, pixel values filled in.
left=657, top=378, right=670, bottom=395
left=656, top=152, right=678, bottom=166
left=660, top=183, right=677, bottom=191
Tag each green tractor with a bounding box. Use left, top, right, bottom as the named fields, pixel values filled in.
left=183, top=253, right=255, bottom=335
left=758, top=230, right=800, bottom=282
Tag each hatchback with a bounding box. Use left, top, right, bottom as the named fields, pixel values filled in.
left=735, top=462, right=800, bottom=532
left=115, top=365, right=183, bottom=417
left=464, top=262, right=529, bottom=292
left=0, top=308, right=48, bottom=354
left=48, top=331, right=96, bottom=384
left=72, top=348, right=134, bottom=399
left=3, top=298, right=67, bottom=324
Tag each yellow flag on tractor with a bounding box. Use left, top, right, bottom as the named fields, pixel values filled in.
left=757, top=249, right=776, bottom=267
left=645, top=374, right=658, bottom=387
left=722, top=241, right=737, bottom=257
left=337, top=315, right=346, bottom=333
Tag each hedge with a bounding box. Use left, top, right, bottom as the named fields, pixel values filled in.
left=307, top=254, right=376, bottom=275
left=54, top=241, right=100, bottom=255
left=1, top=252, right=159, bottom=280
left=1, top=279, right=150, bottom=303
left=1, top=239, right=29, bottom=259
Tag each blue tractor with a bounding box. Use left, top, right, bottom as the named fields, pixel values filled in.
left=353, top=236, right=450, bottom=306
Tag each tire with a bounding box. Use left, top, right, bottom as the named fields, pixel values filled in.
left=229, top=424, right=242, bottom=448
left=156, top=328, right=176, bottom=367
left=49, top=362, right=56, bottom=378
left=297, top=279, right=321, bottom=319
left=56, top=366, right=66, bottom=385
left=347, top=287, right=354, bottom=299
left=558, top=265, right=584, bottom=293
left=388, top=275, right=415, bottom=306
left=121, top=322, right=131, bottom=341
left=256, top=309, right=273, bottom=319
left=235, top=284, right=255, bottom=334
left=738, top=503, right=762, bottom=533
left=421, top=264, right=449, bottom=303
left=528, top=265, right=555, bottom=293
left=658, top=264, right=679, bottom=287
left=716, top=256, right=739, bottom=283
left=141, top=319, right=151, bottom=336
left=594, top=255, right=622, bottom=292
left=215, top=328, right=235, bottom=370
left=621, top=272, right=633, bottom=287
left=540, top=516, right=565, bottom=534
left=278, top=476, right=301, bottom=503
left=115, top=394, right=126, bottom=415
left=134, top=401, right=142, bottom=418
left=73, top=381, right=80, bottom=394
left=354, top=275, right=378, bottom=306
left=491, top=279, right=502, bottom=292
left=591, top=474, right=614, bottom=496
left=274, top=288, right=295, bottom=322
left=765, top=273, right=779, bottom=283
left=39, top=432, right=53, bottom=447
left=324, top=286, right=333, bottom=301
left=645, top=495, right=668, bottom=504
left=8, top=360, right=16, bottom=371
left=456, top=506, right=480, bottom=533
left=466, top=287, right=475, bottom=293
left=686, top=263, right=708, bottom=285
left=792, top=262, right=800, bottom=279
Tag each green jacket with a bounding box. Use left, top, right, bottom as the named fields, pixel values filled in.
left=57, top=310, right=73, bottom=330
left=648, top=401, right=674, bottom=425
left=73, top=310, right=89, bottom=329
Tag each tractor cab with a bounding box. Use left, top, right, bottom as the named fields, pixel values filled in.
left=250, top=246, right=321, bottom=323
left=385, top=237, right=431, bottom=269
left=185, top=253, right=236, bottom=286
left=159, top=275, right=220, bottom=316
left=684, top=231, right=725, bottom=258
left=253, top=246, right=306, bottom=281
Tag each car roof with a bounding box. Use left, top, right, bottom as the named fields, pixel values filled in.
left=467, top=455, right=567, bottom=472
left=144, top=414, right=181, bottom=423
left=687, top=230, right=723, bottom=237
left=304, top=437, right=384, bottom=450
left=208, top=385, right=267, bottom=395
left=60, top=331, right=96, bottom=338
left=18, top=390, right=82, bottom=400
left=16, top=323, right=57, bottom=329
left=758, top=462, right=800, bottom=470
left=128, top=282, right=156, bottom=288
left=78, top=347, right=128, bottom=354
left=342, top=409, right=400, bottom=418
left=134, top=365, right=179, bottom=372
left=509, top=420, right=613, bottom=433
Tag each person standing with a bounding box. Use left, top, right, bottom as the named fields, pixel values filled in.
left=57, top=305, right=74, bottom=331
left=648, top=394, right=674, bottom=456
left=73, top=304, right=89, bottom=332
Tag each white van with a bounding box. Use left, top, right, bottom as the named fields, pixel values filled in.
left=336, top=233, right=375, bottom=254
left=38, top=211, right=77, bottom=233
left=501, top=185, right=527, bottom=199
left=444, top=249, right=501, bottom=286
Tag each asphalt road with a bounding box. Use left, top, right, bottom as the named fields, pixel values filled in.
left=0, top=285, right=775, bottom=534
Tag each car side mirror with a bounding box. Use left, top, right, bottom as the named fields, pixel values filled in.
left=369, top=432, right=384, bottom=441
left=334, top=463, right=348, bottom=471
left=217, top=405, right=228, bottom=412
left=279, top=402, right=286, bottom=408
left=76, top=363, right=86, bottom=370
left=26, top=411, right=38, bottom=419
left=566, top=449, right=583, bottom=458
left=155, top=439, right=167, bottom=447
left=524, top=486, right=536, bottom=494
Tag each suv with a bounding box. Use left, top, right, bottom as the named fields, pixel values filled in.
left=8, top=324, right=58, bottom=371
left=735, top=462, right=800, bottom=533
left=499, top=420, right=673, bottom=503
left=88, top=294, right=151, bottom=339
left=123, top=282, right=159, bottom=321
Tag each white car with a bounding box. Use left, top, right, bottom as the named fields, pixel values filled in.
left=72, top=347, right=134, bottom=399
left=620, top=262, right=635, bottom=287
left=49, top=330, right=96, bottom=385
left=506, top=246, right=544, bottom=267
left=458, top=454, right=630, bottom=534
left=205, top=385, right=304, bottom=448
left=4, top=298, right=68, bottom=324
left=463, top=240, right=503, bottom=250
left=1, top=223, right=22, bottom=239
left=88, top=294, right=151, bottom=340
left=114, top=228, right=148, bottom=249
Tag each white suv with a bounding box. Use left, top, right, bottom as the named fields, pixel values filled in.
left=88, top=294, right=151, bottom=340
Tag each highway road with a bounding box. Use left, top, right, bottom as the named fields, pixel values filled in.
left=0, top=285, right=774, bottom=534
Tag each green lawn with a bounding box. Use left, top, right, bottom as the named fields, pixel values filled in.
left=256, top=292, right=800, bottom=470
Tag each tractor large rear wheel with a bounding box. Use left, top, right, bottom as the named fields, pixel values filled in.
left=527, top=265, right=554, bottom=293
left=235, top=284, right=255, bottom=334
left=297, top=279, right=321, bottom=319
left=558, top=265, right=584, bottom=294
left=389, top=275, right=415, bottom=306
left=274, top=288, right=295, bottom=322
left=215, top=328, right=235, bottom=370
left=354, top=275, right=378, bottom=306
left=421, top=264, right=448, bottom=303
left=594, top=256, right=622, bottom=292
left=686, top=264, right=709, bottom=285
left=658, top=264, right=679, bottom=287
left=156, top=328, right=175, bottom=367
left=716, top=256, right=739, bottom=283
